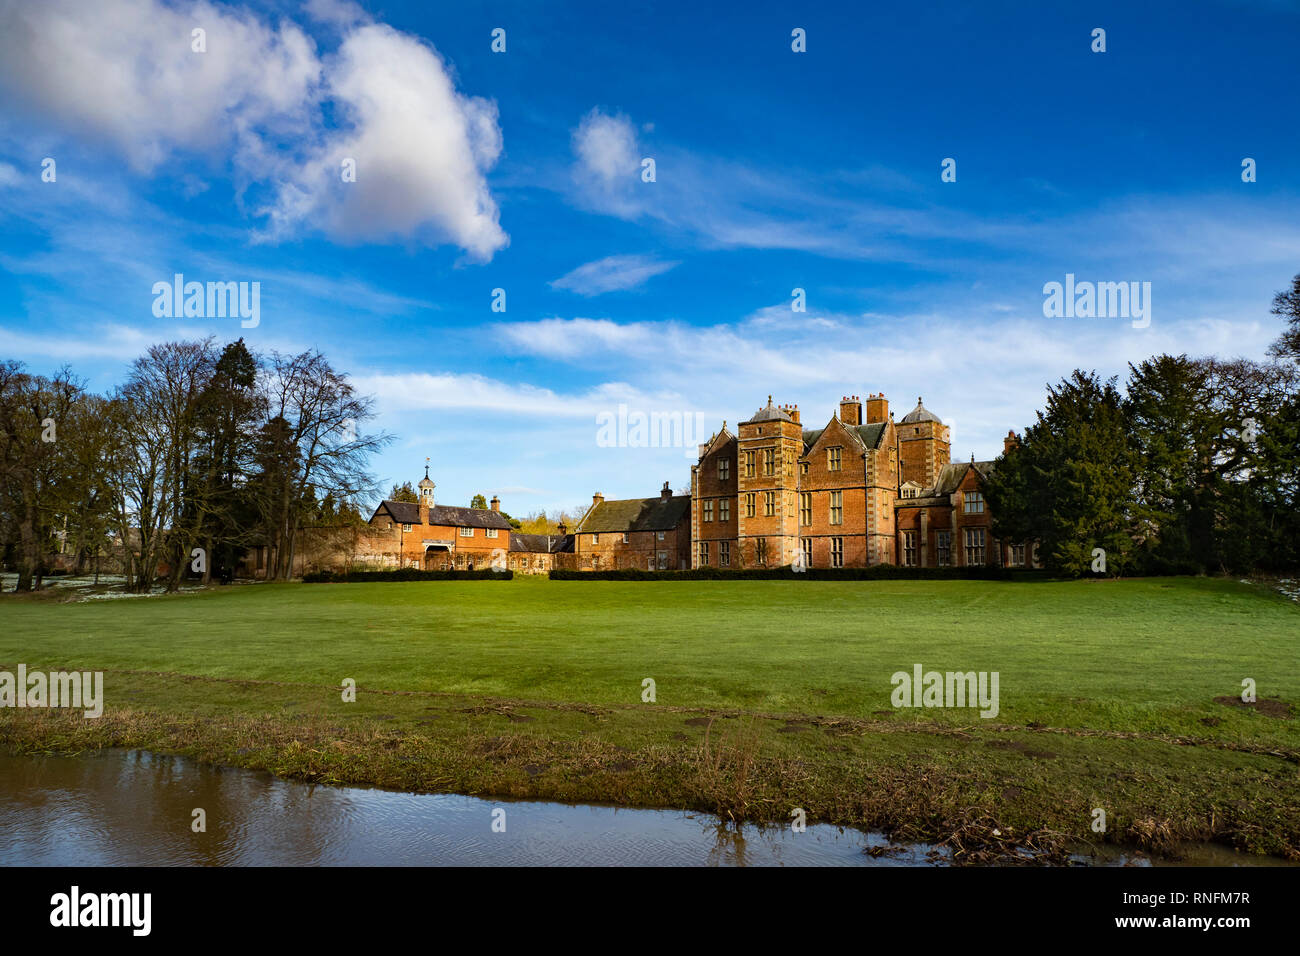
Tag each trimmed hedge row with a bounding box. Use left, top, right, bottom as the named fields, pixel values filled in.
left=548, top=565, right=1048, bottom=582
left=303, top=568, right=513, bottom=583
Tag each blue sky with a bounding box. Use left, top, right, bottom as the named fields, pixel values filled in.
left=1, top=0, right=1298, bottom=516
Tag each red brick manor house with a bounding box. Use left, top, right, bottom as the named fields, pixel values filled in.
left=336, top=390, right=1036, bottom=575
left=688, top=393, right=1032, bottom=570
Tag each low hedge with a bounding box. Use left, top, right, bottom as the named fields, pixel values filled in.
left=548, top=565, right=1047, bottom=581
left=303, top=568, right=513, bottom=583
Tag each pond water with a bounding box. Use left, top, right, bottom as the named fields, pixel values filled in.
left=0, top=750, right=943, bottom=866
left=1, top=750, right=1282, bottom=866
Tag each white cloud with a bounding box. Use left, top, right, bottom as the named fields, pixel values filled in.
left=491, top=307, right=1282, bottom=460
left=352, top=370, right=703, bottom=420
left=0, top=0, right=320, bottom=173
left=0, top=0, right=507, bottom=259
left=303, top=0, right=369, bottom=30
left=573, top=108, right=640, bottom=185
left=257, top=23, right=507, bottom=259
left=550, top=254, right=679, bottom=296
left=0, top=322, right=159, bottom=362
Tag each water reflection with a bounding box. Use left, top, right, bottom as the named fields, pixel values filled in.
left=0, top=751, right=939, bottom=867
left=3, top=751, right=1278, bottom=866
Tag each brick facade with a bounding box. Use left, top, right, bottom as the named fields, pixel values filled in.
left=689, top=393, right=1033, bottom=570
left=572, top=483, right=691, bottom=570
left=273, top=393, right=1029, bottom=577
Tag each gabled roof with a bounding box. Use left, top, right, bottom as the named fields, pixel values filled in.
left=509, top=533, right=574, bottom=554
left=931, top=460, right=996, bottom=494
left=894, top=460, right=997, bottom=508
left=576, top=494, right=691, bottom=534
left=370, top=499, right=512, bottom=530
left=696, top=426, right=736, bottom=461
left=801, top=421, right=887, bottom=457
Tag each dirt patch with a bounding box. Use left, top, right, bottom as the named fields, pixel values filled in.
left=684, top=717, right=713, bottom=727
left=670, top=732, right=689, bottom=742
left=505, top=713, right=534, bottom=723
left=1200, top=716, right=1222, bottom=727
left=1213, top=696, right=1293, bottom=719
left=985, top=740, right=1057, bottom=760
left=778, top=722, right=810, bottom=734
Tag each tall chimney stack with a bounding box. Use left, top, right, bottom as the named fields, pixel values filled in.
left=864, top=392, right=890, bottom=424
left=839, top=395, right=862, bottom=426
left=1003, top=430, right=1019, bottom=456
left=489, top=495, right=500, bottom=513
left=661, top=480, right=672, bottom=501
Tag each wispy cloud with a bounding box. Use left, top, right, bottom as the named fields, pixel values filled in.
left=492, top=305, right=1282, bottom=459
left=550, top=254, right=679, bottom=295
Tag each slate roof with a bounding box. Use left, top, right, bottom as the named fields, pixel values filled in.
left=741, top=397, right=794, bottom=425
left=576, top=494, right=691, bottom=534
left=900, top=397, right=941, bottom=424
left=370, top=499, right=512, bottom=530
left=933, top=460, right=996, bottom=493
left=894, top=460, right=996, bottom=508
left=801, top=421, right=887, bottom=456
left=509, top=533, right=574, bottom=554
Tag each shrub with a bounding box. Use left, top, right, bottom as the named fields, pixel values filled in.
left=303, top=568, right=513, bottom=583
left=548, top=565, right=1045, bottom=582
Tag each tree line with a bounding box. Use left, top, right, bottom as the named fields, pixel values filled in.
left=0, top=338, right=388, bottom=591
left=986, top=275, right=1300, bottom=576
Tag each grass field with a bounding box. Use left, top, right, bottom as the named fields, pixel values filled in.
left=2, top=576, right=1297, bottom=862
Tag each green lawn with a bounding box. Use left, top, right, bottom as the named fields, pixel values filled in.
left=2, top=576, right=1297, bottom=862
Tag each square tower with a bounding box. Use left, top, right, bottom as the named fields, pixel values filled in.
left=735, top=396, right=802, bottom=567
